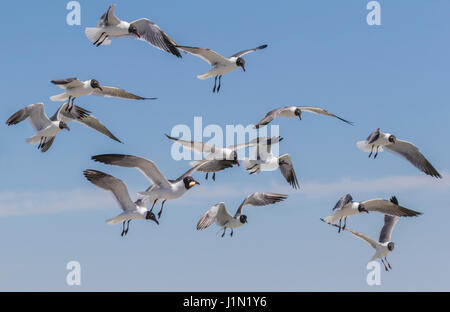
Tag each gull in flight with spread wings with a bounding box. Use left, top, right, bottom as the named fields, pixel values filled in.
left=357, top=128, right=441, bottom=178
left=84, top=170, right=159, bottom=237
left=176, top=44, right=268, bottom=92
left=197, top=192, right=288, bottom=237
left=85, top=4, right=181, bottom=57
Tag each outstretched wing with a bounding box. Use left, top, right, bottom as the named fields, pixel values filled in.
left=97, top=4, right=121, bottom=27
left=362, top=199, right=422, bottom=217
left=231, top=44, right=268, bottom=58
left=130, top=18, right=181, bottom=58
left=299, top=106, right=353, bottom=125
left=165, top=134, right=215, bottom=154
left=379, top=215, right=400, bottom=243
left=385, top=139, right=441, bottom=178
left=6, top=103, right=51, bottom=131
left=176, top=46, right=228, bottom=65
left=197, top=203, right=233, bottom=229
left=83, top=170, right=135, bottom=211
left=92, top=86, right=156, bottom=100
left=91, top=154, right=171, bottom=188
left=333, top=194, right=353, bottom=211
left=235, top=192, right=287, bottom=218
left=279, top=154, right=300, bottom=189
left=51, top=78, right=84, bottom=90
left=254, top=108, right=286, bottom=129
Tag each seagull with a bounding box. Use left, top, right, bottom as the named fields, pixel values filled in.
left=176, top=44, right=268, bottom=92
left=83, top=170, right=159, bottom=237
left=166, top=134, right=282, bottom=180
left=91, top=154, right=203, bottom=219
left=6, top=103, right=73, bottom=152
left=322, top=198, right=404, bottom=272
left=197, top=192, right=288, bottom=237
left=322, top=195, right=421, bottom=233
left=243, top=139, right=299, bottom=189
left=85, top=4, right=181, bottom=57
left=254, top=106, right=353, bottom=129
left=50, top=77, right=156, bottom=111
left=357, top=128, right=442, bottom=178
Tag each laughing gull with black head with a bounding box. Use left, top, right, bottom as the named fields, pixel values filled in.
left=176, top=44, right=268, bottom=92
left=84, top=170, right=159, bottom=237
left=254, top=106, right=353, bottom=129
left=85, top=4, right=182, bottom=57
left=91, top=154, right=204, bottom=219
left=322, top=195, right=421, bottom=233
left=50, top=77, right=156, bottom=111
left=357, top=128, right=442, bottom=178
left=166, top=134, right=282, bottom=181
left=197, top=192, right=288, bottom=237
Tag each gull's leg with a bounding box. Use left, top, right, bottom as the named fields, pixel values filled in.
left=212, top=172, right=216, bottom=181
left=213, top=76, right=218, bottom=93
left=342, top=217, right=347, bottom=230
left=38, top=137, right=43, bottom=150
left=69, top=97, right=76, bottom=112
left=93, top=32, right=106, bottom=46
left=230, top=228, right=233, bottom=237
left=66, top=97, right=72, bottom=111
left=217, top=75, right=222, bottom=92
left=205, top=172, right=208, bottom=180
left=121, top=221, right=126, bottom=237
left=158, top=200, right=166, bottom=219
left=338, top=219, right=342, bottom=233
left=374, top=146, right=379, bottom=159
left=96, top=33, right=108, bottom=47
left=385, top=257, right=392, bottom=270
left=221, top=228, right=226, bottom=238
left=124, top=220, right=131, bottom=236
left=150, top=199, right=158, bottom=212
left=381, top=258, right=389, bottom=271
left=368, top=145, right=374, bottom=158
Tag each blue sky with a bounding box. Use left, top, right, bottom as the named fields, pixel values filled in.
left=0, top=0, right=449, bottom=291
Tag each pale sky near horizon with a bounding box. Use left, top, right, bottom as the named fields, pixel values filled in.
left=0, top=0, right=450, bottom=291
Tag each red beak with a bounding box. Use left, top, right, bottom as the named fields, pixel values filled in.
left=97, top=86, right=103, bottom=92
left=242, top=64, right=246, bottom=72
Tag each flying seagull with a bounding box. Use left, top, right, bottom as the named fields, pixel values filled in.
left=254, top=106, right=353, bottom=129
left=91, top=154, right=203, bottom=219
left=243, top=139, right=299, bottom=189
left=197, top=192, right=288, bottom=237
left=322, top=198, right=403, bottom=272
left=50, top=78, right=156, bottom=111
left=6, top=103, right=73, bottom=152
left=83, top=170, right=159, bottom=237
left=166, top=134, right=282, bottom=180
left=322, top=194, right=421, bottom=233
left=357, top=128, right=441, bottom=178
left=176, top=44, right=268, bottom=92
left=85, top=4, right=181, bottom=57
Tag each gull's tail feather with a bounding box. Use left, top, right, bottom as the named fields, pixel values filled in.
left=197, top=71, right=215, bottom=80
left=50, top=92, right=69, bottom=102
left=85, top=27, right=111, bottom=45
left=322, top=215, right=338, bottom=225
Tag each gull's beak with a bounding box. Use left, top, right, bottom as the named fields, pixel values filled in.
left=64, top=124, right=71, bottom=131
left=241, top=64, right=246, bottom=72
left=189, top=181, right=200, bottom=188
left=298, top=116, right=302, bottom=121
left=151, top=216, right=159, bottom=225
left=136, top=32, right=141, bottom=39
left=97, top=86, right=103, bottom=92
left=281, top=161, right=289, bottom=166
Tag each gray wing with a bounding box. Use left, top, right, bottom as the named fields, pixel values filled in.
left=165, top=134, right=214, bottom=154
left=231, top=44, right=268, bottom=58
left=97, top=4, right=121, bottom=27
left=362, top=199, right=422, bottom=217
left=91, top=154, right=171, bottom=188
left=51, top=78, right=83, bottom=90
left=299, top=107, right=353, bottom=125
left=322, top=220, right=379, bottom=249
left=235, top=192, right=287, bottom=218
left=254, top=108, right=285, bottom=129
left=189, top=160, right=235, bottom=173
left=176, top=46, right=228, bottom=65
left=130, top=18, right=181, bottom=58
left=76, top=115, right=122, bottom=143
left=379, top=215, right=400, bottom=243
left=197, top=203, right=233, bottom=229
left=366, top=128, right=380, bottom=144
left=175, top=161, right=207, bottom=182
left=51, top=103, right=91, bottom=121
left=333, top=194, right=353, bottom=211
left=92, top=86, right=157, bottom=100
left=384, top=139, right=441, bottom=178
left=83, top=170, right=135, bottom=211
left=229, top=136, right=283, bottom=150
left=279, top=154, right=300, bottom=189
left=6, top=103, right=51, bottom=131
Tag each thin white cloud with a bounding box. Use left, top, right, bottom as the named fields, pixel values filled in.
left=0, top=172, right=448, bottom=217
